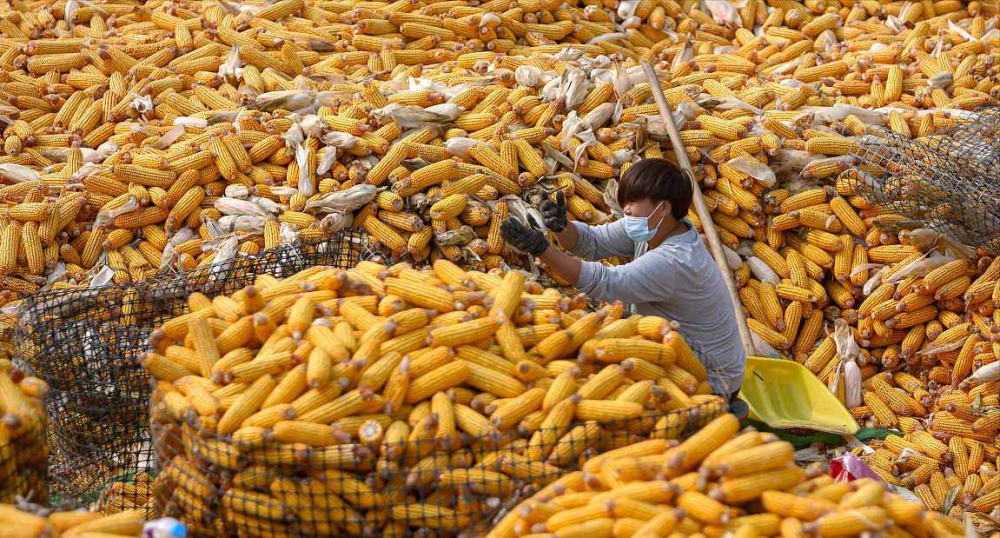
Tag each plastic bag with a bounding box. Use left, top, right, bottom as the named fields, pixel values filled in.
left=144, top=517, right=186, bottom=538
left=830, top=453, right=883, bottom=483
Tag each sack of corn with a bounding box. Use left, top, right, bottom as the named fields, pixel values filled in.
left=849, top=108, right=1000, bottom=254
left=0, top=505, right=149, bottom=538
left=0, top=362, right=48, bottom=504
left=490, top=413, right=969, bottom=538
left=11, top=231, right=371, bottom=508
left=143, top=261, right=725, bottom=537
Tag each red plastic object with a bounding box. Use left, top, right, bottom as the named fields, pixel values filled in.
left=830, top=452, right=883, bottom=483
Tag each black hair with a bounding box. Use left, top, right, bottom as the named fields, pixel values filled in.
left=617, top=158, right=692, bottom=220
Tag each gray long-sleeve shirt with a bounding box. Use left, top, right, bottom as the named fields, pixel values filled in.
left=567, top=219, right=746, bottom=396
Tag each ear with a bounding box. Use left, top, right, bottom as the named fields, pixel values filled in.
left=658, top=201, right=672, bottom=220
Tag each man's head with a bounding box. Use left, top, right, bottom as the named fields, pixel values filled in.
left=617, top=158, right=693, bottom=227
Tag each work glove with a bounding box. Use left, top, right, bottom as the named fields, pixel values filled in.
left=500, top=216, right=549, bottom=256
left=540, top=191, right=569, bottom=232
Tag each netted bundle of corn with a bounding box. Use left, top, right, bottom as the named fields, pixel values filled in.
left=0, top=312, right=15, bottom=362
left=0, top=360, right=47, bottom=504
left=490, top=413, right=962, bottom=538
left=0, top=0, right=995, bottom=301
left=99, top=472, right=156, bottom=518
left=142, top=261, right=725, bottom=537
left=0, top=505, right=147, bottom=538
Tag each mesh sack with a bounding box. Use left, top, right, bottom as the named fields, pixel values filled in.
left=148, top=383, right=726, bottom=538
left=849, top=106, right=1000, bottom=252
left=13, top=231, right=375, bottom=510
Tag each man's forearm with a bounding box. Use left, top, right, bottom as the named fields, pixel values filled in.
left=538, top=244, right=583, bottom=285
left=554, top=223, right=579, bottom=250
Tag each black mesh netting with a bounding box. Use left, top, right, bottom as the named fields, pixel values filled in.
left=12, top=231, right=376, bottom=510
left=148, top=384, right=726, bottom=538
left=849, top=106, right=1000, bottom=252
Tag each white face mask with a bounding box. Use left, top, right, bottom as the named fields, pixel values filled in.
left=623, top=201, right=665, bottom=243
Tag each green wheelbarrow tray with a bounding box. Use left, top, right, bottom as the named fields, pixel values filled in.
left=738, top=356, right=860, bottom=436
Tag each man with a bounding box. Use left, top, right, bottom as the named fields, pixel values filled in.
left=500, top=158, right=747, bottom=413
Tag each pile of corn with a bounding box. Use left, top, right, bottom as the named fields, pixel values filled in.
left=143, top=262, right=724, bottom=537
left=0, top=0, right=995, bottom=302
left=0, top=360, right=48, bottom=504
left=489, top=414, right=972, bottom=538
left=0, top=505, right=147, bottom=538
left=854, top=362, right=998, bottom=525
left=732, top=180, right=1000, bottom=524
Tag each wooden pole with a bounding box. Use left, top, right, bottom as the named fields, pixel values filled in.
left=640, top=61, right=757, bottom=358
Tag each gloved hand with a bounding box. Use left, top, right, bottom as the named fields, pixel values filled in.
left=540, top=190, right=569, bottom=232
left=501, top=217, right=549, bottom=256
